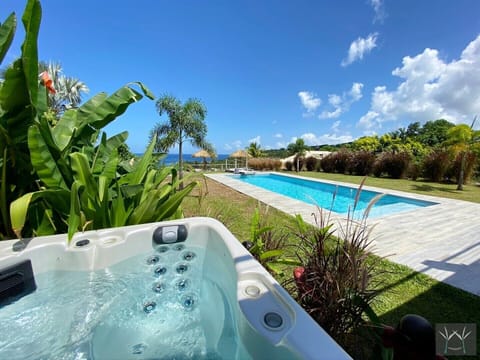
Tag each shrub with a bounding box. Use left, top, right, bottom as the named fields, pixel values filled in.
left=348, top=151, right=375, bottom=176
left=320, top=154, right=336, bottom=173
left=320, top=150, right=351, bottom=174
left=406, top=161, right=421, bottom=181
left=248, top=158, right=283, bottom=171
left=445, top=151, right=477, bottom=184
left=305, top=157, right=318, bottom=171
left=285, top=160, right=293, bottom=171
left=421, top=150, right=450, bottom=182
left=374, top=152, right=411, bottom=179
left=242, top=207, right=295, bottom=275
left=333, top=149, right=351, bottom=174
left=285, top=182, right=381, bottom=354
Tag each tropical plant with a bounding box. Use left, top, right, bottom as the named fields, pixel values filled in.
left=247, top=141, right=263, bottom=158
left=444, top=118, right=479, bottom=190
left=38, top=61, right=89, bottom=116
left=242, top=207, right=298, bottom=275
left=287, top=138, right=309, bottom=172
left=1, top=0, right=196, bottom=240
left=285, top=181, right=382, bottom=354
left=151, top=95, right=214, bottom=187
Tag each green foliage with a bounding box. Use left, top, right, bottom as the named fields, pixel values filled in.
left=1, top=0, right=194, bottom=240
left=285, top=183, right=382, bottom=353
left=418, top=119, right=455, bottom=147
left=351, top=135, right=381, bottom=153
left=151, top=95, right=214, bottom=183
left=247, top=141, right=263, bottom=158
left=287, top=138, right=309, bottom=156
left=246, top=207, right=298, bottom=275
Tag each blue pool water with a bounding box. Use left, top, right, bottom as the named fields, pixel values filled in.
left=234, top=173, right=437, bottom=218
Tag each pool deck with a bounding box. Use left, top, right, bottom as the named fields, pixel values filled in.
left=206, top=172, right=480, bottom=296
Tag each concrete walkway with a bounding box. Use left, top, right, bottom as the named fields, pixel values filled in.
left=206, top=173, right=480, bottom=296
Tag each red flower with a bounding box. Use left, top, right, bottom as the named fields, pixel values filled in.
left=39, top=71, right=56, bottom=94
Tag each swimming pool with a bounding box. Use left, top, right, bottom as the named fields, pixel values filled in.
left=234, top=173, right=437, bottom=218
left=0, top=218, right=350, bottom=359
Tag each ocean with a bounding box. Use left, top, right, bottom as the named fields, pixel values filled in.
left=157, top=154, right=230, bottom=165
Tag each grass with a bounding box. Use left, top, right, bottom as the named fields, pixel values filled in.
left=182, top=174, right=480, bottom=359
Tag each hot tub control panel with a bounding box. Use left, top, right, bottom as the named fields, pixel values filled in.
left=152, top=225, right=188, bottom=246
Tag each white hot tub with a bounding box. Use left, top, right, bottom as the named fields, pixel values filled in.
left=0, top=217, right=351, bottom=359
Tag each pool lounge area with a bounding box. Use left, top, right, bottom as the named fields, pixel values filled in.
left=207, top=172, right=480, bottom=296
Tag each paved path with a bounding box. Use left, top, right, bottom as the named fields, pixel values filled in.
left=206, top=173, right=480, bottom=296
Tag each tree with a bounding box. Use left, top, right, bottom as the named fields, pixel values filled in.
left=445, top=118, right=479, bottom=190
left=151, top=95, right=213, bottom=186
left=351, top=136, right=381, bottom=153
left=248, top=142, right=263, bottom=158
left=418, top=119, right=455, bottom=147
left=38, top=61, right=89, bottom=116
left=287, top=138, right=309, bottom=172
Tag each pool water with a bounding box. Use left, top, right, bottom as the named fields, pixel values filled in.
left=235, top=173, right=437, bottom=218
left=0, top=243, right=251, bottom=360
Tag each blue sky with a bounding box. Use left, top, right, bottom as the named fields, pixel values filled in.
left=4, top=0, right=480, bottom=154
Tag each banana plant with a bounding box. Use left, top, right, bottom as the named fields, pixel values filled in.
left=3, top=0, right=197, bottom=240
left=0, top=0, right=42, bottom=239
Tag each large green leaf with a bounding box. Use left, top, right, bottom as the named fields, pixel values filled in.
left=69, top=152, right=98, bottom=202
left=0, top=59, right=31, bottom=115
left=54, top=83, right=153, bottom=148
left=21, top=0, right=41, bottom=107
left=153, top=181, right=197, bottom=221
left=68, top=181, right=82, bottom=240
left=0, top=13, right=16, bottom=65
left=28, top=124, right=68, bottom=189
left=10, top=188, right=69, bottom=239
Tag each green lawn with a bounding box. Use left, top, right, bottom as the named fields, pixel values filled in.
left=182, top=174, right=480, bottom=359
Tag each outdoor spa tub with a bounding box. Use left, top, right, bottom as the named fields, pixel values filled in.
left=0, top=217, right=350, bottom=359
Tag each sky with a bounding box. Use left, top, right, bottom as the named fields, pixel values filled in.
left=3, top=0, right=480, bottom=154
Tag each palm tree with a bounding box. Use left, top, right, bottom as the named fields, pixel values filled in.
left=38, top=62, right=89, bottom=115
left=151, top=95, right=213, bottom=186
left=445, top=117, right=479, bottom=190
left=287, top=138, right=309, bottom=172
left=248, top=142, right=263, bottom=158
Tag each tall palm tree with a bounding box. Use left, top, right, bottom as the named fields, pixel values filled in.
left=38, top=61, right=89, bottom=115
left=248, top=142, right=263, bottom=158
left=151, top=95, right=214, bottom=185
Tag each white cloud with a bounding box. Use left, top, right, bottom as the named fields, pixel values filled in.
left=224, top=140, right=242, bottom=151
left=369, top=0, right=386, bottom=24
left=298, top=91, right=322, bottom=116
left=248, top=135, right=261, bottom=144
left=273, top=133, right=283, bottom=138
left=319, top=82, right=364, bottom=119
left=300, top=132, right=353, bottom=146
left=341, top=33, right=379, bottom=67
left=331, top=120, right=341, bottom=132
left=358, top=35, right=480, bottom=132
